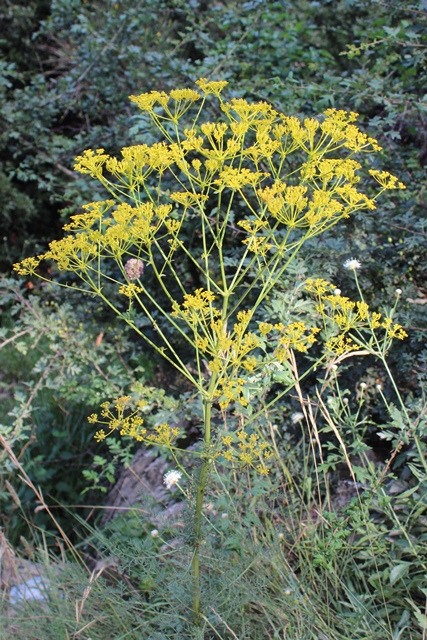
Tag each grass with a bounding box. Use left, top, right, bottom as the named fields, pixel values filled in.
left=2, top=389, right=427, bottom=639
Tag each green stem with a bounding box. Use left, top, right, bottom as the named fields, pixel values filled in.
left=191, top=371, right=217, bottom=623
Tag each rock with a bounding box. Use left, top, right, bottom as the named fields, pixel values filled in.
left=101, top=450, right=171, bottom=526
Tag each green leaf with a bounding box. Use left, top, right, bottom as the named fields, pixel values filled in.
left=414, top=611, right=427, bottom=630
left=389, top=562, right=411, bottom=586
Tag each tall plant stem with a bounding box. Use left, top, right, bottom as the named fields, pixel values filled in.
left=191, top=372, right=217, bottom=623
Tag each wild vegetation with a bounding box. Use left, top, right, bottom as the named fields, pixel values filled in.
left=1, top=1, right=427, bottom=638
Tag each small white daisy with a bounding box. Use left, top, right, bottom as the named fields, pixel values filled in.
left=163, top=469, right=182, bottom=489
left=343, top=258, right=361, bottom=271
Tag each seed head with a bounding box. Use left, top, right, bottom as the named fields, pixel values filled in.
left=124, top=258, right=144, bottom=280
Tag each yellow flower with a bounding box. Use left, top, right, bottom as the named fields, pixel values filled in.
left=94, top=430, right=107, bottom=442
left=172, top=288, right=218, bottom=325
left=170, top=191, right=209, bottom=207
left=215, top=167, right=267, bottom=190
left=129, top=90, right=169, bottom=112
left=208, top=358, right=222, bottom=373
left=305, top=278, right=335, bottom=296
left=382, top=318, right=408, bottom=339
left=259, top=322, right=273, bottom=335
left=119, top=283, right=143, bottom=297
left=196, top=78, right=229, bottom=96
left=182, top=128, right=204, bottom=152
left=242, top=356, right=257, bottom=372
left=237, top=219, right=267, bottom=234
left=223, top=449, right=234, bottom=461
left=242, top=236, right=272, bottom=255
left=256, top=464, right=270, bottom=475
left=195, top=337, right=209, bottom=351
left=369, top=170, right=406, bottom=190
left=13, top=256, right=42, bottom=275
left=74, top=148, right=110, bottom=177
left=371, top=312, right=382, bottom=329
left=169, top=88, right=200, bottom=102
left=221, top=98, right=276, bottom=122
left=326, top=334, right=362, bottom=355
left=146, top=423, right=180, bottom=446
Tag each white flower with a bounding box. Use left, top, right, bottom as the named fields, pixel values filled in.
left=333, top=288, right=341, bottom=296
left=163, top=469, right=182, bottom=489
left=360, top=382, right=367, bottom=390
left=221, top=513, right=228, bottom=519
left=343, top=258, right=361, bottom=271
left=291, top=412, right=304, bottom=424
left=395, top=288, right=402, bottom=296
left=151, top=529, right=159, bottom=538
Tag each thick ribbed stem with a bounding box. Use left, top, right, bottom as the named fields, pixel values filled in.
left=191, top=375, right=215, bottom=622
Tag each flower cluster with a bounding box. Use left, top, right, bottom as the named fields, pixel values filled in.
left=12, top=79, right=405, bottom=481
left=305, top=278, right=408, bottom=354
left=221, top=430, right=273, bottom=475
left=173, top=296, right=321, bottom=409
left=172, top=288, right=218, bottom=325
left=88, top=396, right=180, bottom=447
left=14, top=80, right=405, bottom=287
left=89, top=396, right=147, bottom=443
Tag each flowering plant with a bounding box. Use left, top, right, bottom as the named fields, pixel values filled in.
left=14, top=79, right=406, bottom=622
